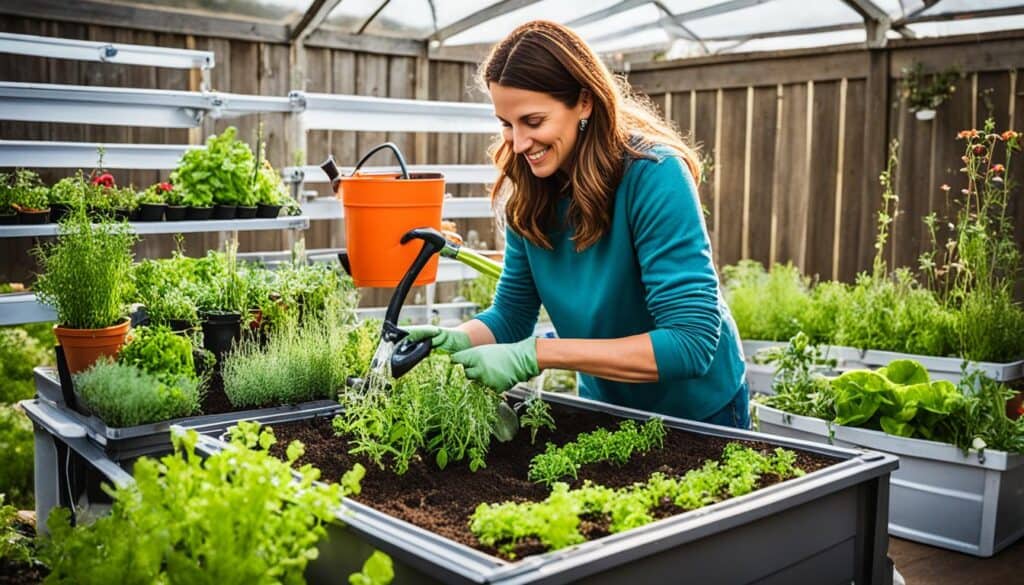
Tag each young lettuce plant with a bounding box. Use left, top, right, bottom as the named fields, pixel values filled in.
left=528, top=418, right=667, bottom=486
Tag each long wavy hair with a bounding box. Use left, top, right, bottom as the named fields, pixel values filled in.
left=479, top=20, right=700, bottom=251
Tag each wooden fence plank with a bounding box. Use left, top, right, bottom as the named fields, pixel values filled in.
left=716, top=88, right=746, bottom=268
left=805, top=80, right=841, bottom=280
left=693, top=90, right=717, bottom=242
left=746, top=86, right=778, bottom=268
left=772, top=82, right=809, bottom=270
left=671, top=90, right=693, bottom=140
left=837, top=79, right=867, bottom=282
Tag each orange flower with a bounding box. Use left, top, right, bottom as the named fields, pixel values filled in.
left=958, top=129, right=980, bottom=139
left=1001, top=130, right=1018, bottom=141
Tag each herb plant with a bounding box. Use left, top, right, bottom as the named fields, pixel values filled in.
left=32, top=205, right=137, bottom=329
left=40, top=425, right=388, bottom=584
left=0, top=494, right=34, bottom=565
left=754, top=332, right=837, bottom=421
left=74, top=360, right=203, bottom=427
left=899, top=61, right=960, bottom=113
left=528, top=418, right=666, bottom=486
left=472, top=443, right=805, bottom=556
left=9, top=169, right=49, bottom=211
left=517, top=393, right=555, bottom=444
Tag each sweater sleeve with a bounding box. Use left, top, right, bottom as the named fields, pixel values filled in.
left=629, top=154, right=722, bottom=380
left=473, top=225, right=542, bottom=343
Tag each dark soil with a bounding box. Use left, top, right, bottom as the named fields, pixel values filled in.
left=266, top=402, right=840, bottom=561
left=199, top=374, right=236, bottom=415
left=0, top=517, right=47, bottom=585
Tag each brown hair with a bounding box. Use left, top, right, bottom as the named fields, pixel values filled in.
left=480, top=20, right=700, bottom=251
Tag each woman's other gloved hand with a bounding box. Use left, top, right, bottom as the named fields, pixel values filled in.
left=451, top=337, right=539, bottom=391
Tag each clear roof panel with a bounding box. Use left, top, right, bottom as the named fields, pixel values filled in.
left=115, top=0, right=1024, bottom=59
left=115, top=0, right=314, bottom=23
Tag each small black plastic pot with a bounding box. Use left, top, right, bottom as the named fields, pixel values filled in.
left=212, top=204, right=237, bottom=220
left=236, top=205, right=258, bottom=219
left=18, top=209, right=50, bottom=224
left=256, top=203, right=282, bottom=218
left=49, top=203, right=72, bottom=223
left=186, top=206, right=213, bottom=220
left=165, top=205, right=187, bottom=221
left=137, top=203, right=166, bottom=221
left=200, top=310, right=242, bottom=362
left=0, top=212, right=17, bottom=225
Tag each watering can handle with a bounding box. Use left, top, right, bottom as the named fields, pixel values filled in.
left=352, top=142, right=411, bottom=179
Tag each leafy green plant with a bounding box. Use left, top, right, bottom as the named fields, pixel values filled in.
left=48, top=173, right=91, bottom=208
left=0, top=326, right=52, bottom=403
left=40, top=424, right=386, bottom=584
left=472, top=443, right=805, bottom=556
left=9, top=169, right=48, bottom=211
left=722, top=260, right=818, bottom=342
left=171, top=127, right=256, bottom=208
left=195, top=239, right=247, bottom=316
left=32, top=206, right=137, bottom=329
left=0, top=172, right=14, bottom=214
left=106, top=186, right=138, bottom=211
left=74, top=360, right=202, bottom=427
left=348, top=550, right=394, bottom=585
left=0, top=406, right=35, bottom=510
left=118, top=325, right=196, bottom=382
left=528, top=418, right=666, bottom=486
left=254, top=159, right=286, bottom=206
left=0, top=494, right=34, bottom=565
left=132, top=259, right=199, bottom=325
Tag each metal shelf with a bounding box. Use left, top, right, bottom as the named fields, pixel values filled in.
left=0, top=216, right=310, bottom=238
left=294, top=91, right=496, bottom=133
left=0, top=32, right=214, bottom=71
left=283, top=163, right=495, bottom=185
left=0, top=140, right=192, bottom=169
left=0, top=293, right=56, bottom=326
left=0, top=82, right=295, bottom=128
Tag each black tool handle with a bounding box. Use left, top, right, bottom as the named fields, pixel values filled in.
left=381, top=227, right=447, bottom=341
left=391, top=337, right=433, bottom=377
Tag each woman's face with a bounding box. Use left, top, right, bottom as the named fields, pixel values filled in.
left=489, top=83, right=592, bottom=178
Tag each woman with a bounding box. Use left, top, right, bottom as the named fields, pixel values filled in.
left=407, top=20, right=748, bottom=428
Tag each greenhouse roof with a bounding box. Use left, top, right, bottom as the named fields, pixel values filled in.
left=17, top=0, right=1024, bottom=61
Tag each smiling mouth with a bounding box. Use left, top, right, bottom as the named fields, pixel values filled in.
left=526, top=147, right=549, bottom=162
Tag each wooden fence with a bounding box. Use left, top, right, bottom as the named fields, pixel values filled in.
left=629, top=30, right=1024, bottom=283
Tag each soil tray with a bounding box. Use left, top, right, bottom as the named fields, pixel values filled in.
left=198, top=390, right=898, bottom=585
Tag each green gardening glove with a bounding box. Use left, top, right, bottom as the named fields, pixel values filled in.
left=403, top=325, right=472, bottom=354
left=451, top=337, right=539, bottom=392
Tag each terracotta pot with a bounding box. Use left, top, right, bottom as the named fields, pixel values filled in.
left=54, top=318, right=131, bottom=374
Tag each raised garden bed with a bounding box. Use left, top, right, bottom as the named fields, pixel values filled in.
left=198, top=390, right=897, bottom=584
left=755, top=402, right=1024, bottom=557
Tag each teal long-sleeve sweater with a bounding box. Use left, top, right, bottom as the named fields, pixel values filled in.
left=474, top=146, right=747, bottom=421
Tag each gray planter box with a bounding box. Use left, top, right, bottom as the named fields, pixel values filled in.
left=844, top=349, right=1024, bottom=383
left=32, top=366, right=340, bottom=460
left=754, top=402, right=1024, bottom=557
left=197, top=389, right=897, bottom=584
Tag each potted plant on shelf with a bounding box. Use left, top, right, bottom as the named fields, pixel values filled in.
left=160, top=182, right=187, bottom=221
left=172, top=127, right=254, bottom=222
left=48, top=174, right=88, bottom=222
left=195, top=239, right=247, bottom=362
left=254, top=160, right=286, bottom=218
left=135, top=183, right=167, bottom=221
left=0, top=173, right=17, bottom=225
left=899, top=61, right=961, bottom=121
left=31, top=205, right=137, bottom=373
left=11, top=170, right=51, bottom=224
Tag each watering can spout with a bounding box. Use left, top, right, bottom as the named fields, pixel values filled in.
left=320, top=154, right=341, bottom=191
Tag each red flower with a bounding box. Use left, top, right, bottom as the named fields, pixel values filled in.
left=991, top=164, right=1005, bottom=174
left=973, top=145, right=987, bottom=155
left=158, top=182, right=173, bottom=192
left=91, top=172, right=115, bottom=188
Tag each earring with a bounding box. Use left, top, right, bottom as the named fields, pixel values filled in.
left=578, top=118, right=589, bottom=132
